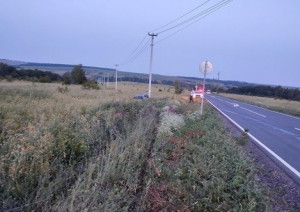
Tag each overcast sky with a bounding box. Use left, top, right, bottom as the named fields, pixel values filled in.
left=1, top=0, right=299, bottom=87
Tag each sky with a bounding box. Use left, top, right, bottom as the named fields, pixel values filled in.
left=0, top=0, right=299, bottom=87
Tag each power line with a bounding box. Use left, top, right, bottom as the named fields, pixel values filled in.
left=150, top=0, right=211, bottom=33
left=120, top=38, right=151, bottom=66
left=157, top=0, right=232, bottom=34
left=116, top=0, right=233, bottom=67
left=118, top=34, right=149, bottom=65
left=155, top=0, right=233, bottom=44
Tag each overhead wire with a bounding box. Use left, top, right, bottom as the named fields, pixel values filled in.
left=116, top=0, right=234, bottom=67
left=150, top=0, right=211, bottom=33
left=118, top=34, right=148, bottom=65
left=156, top=0, right=232, bottom=34
left=119, top=38, right=151, bottom=66
left=155, top=0, right=233, bottom=44
left=117, top=0, right=214, bottom=67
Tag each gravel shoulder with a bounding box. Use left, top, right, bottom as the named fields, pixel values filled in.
left=214, top=109, right=300, bottom=211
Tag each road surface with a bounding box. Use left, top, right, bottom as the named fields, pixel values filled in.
left=205, top=94, right=300, bottom=183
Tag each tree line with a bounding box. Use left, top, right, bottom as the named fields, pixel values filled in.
left=0, top=63, right=94, bottom=87
left=226, top=85, right=300, bottom=101
left=0, top=62, right=62, bottom=82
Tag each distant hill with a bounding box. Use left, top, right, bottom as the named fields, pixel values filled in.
left=0, top=59, right=257, bottom=89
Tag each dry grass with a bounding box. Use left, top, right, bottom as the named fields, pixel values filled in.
left=0, top=80, right=188, bottom=210
left=0, top=81, right=268, bottom=211
left=0, top=81, right=184, bottom=108
left=219, top=93, right=300, bottom=116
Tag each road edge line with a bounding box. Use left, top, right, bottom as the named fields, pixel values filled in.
left=206, top=98, right=300, bottom=179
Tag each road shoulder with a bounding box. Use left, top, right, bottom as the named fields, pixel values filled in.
left=213, top=108, right=300, bottom=210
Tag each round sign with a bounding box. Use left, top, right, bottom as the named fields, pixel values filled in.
left=200, top=61, right=213, bottom=74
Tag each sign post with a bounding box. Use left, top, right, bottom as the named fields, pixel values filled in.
left=199, top=60, right=213, bottom=115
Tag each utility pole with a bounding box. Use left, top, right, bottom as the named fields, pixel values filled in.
left=217, top=72, right=220, bottom=94
left=115, top=64, right=118, bottom=90
left=107, top=73, right=109, bottom=87
left=200, top=63, right=207, bottom=115
left=148, top=33, right=158, bottom=98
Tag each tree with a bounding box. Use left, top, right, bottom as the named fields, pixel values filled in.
left=174, top=80, right=183, bottom=94
left=71, top=64, right=87, bottom=84
left=63, top=72, right=71, bottom=85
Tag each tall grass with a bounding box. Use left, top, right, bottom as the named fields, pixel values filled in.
left=0, top=81, right=173, bottom=210
left=0, top=81, right=267, bottom=211
left=142, top=105, right=266, bottom=211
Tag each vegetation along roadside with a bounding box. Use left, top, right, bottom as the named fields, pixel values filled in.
left=0, top=81, right=299, bottom=211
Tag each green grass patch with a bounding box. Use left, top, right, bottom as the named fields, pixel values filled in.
left=143, top=106, right=266, bottom=211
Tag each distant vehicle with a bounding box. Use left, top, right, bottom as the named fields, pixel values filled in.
left=133, top=93, right=149, bottom=99
left=206, top=90, right=211, bottom=94
left=192, top=90, right=203, bottom=98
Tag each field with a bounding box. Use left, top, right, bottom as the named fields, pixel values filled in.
left=0, top=80, right=292, bottom=211
left=219, top=93, right=300, bottom=117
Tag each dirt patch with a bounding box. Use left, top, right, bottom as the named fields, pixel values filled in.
left=169, top=131, right=204, bottom=146
left=214, top=109, right=300, bottom=211
left=144, top=183, right=190, bottom=212
left=184, top=130, right=204, bottom=139
left=166, top=147, right=184, bottom=163
left=169, top=137, right=186, bottom=145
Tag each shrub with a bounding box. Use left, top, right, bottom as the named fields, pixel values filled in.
left=71, top=64, right=87, bottom=84
left=57, top=86, right=69, bottom=93
left=174, top=80, right=183, bottom=94
left=6, top=75, right=14, bottom=82
left=82, top=81, right=100, bottom=90
left=51, top=126, right=88, bottom=164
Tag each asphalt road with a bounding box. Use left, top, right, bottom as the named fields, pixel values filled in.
left=205, top=94, right=300, bottom=182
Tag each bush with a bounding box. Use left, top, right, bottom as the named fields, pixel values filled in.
left=82, top=81, right=100, bottom=90
left=57, top=86, right=69, bottom=93
left=174, top=80, right=183, bottom=94
left=71, top=64, right=87, bottom=84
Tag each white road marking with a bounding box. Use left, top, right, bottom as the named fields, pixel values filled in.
left=206, top=99, right=300, bottom=179
left=295, top=128, right=300, bottom=131
left=212, top=94, right=300, bottom=120
left=240, top=107, right=266, bottom=118
left=225, top=100, right=239, bottom=107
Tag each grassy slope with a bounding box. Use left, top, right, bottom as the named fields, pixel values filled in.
left=1, top=81, right=296, bottom=211
left=141, top=104, right=265, bottom=211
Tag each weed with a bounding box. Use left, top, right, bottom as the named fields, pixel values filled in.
left=235, top=133, right=248, bottom=146
left=57, top=86, right=69, bottom=93
left=82, top=81, right=100, bottom=90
